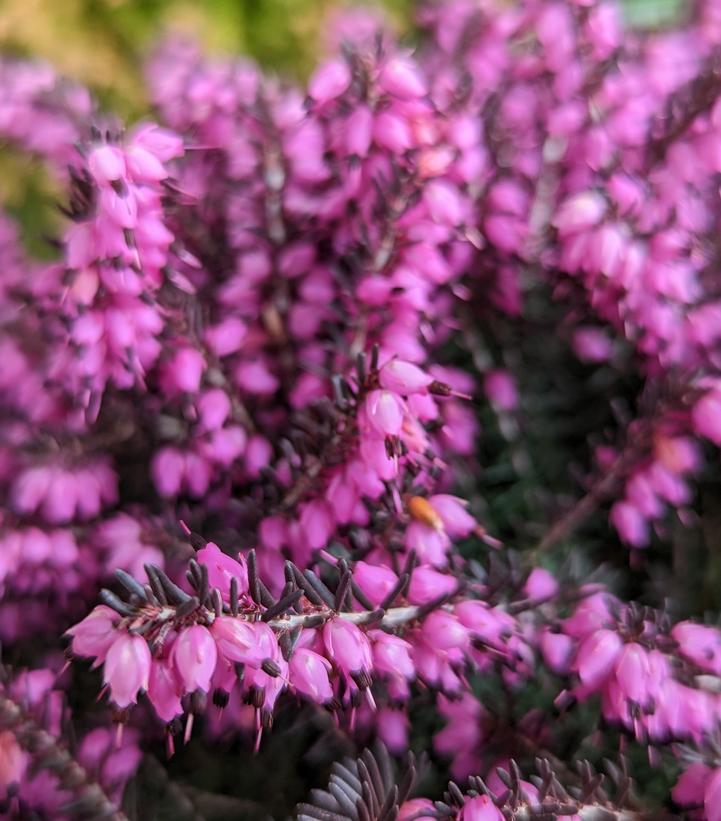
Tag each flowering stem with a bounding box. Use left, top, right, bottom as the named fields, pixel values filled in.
left=514, top=808, right=660, bottom=821
left=268, top=603, right=424, bottom=631
left=0, top=692, right=128, bottom=821
left=532, top=431, right=650, bottom=556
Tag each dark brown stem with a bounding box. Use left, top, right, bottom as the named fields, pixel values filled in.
left=0, top=692, right=128, bottom=821
left=532, top=429, right=651, bottom=556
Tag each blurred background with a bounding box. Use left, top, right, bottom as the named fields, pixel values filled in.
left=0, top=0, right=686, bottom=115
left=0, top=0, right=689, bottom=262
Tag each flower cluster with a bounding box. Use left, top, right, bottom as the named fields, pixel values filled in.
left=0, top=666, right=140, bottom=818
left=67, top=541, right=533, bottom=753
left=551, top=593, right=721, bottom=746
left=418, top=0, right=721, bottom=549
left=3, top=0, right=721, bottom=817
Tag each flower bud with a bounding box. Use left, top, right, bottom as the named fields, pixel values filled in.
left=197, top=543, right=249, bottom=603
left=103, top=633, right=152, bottom=708
left=379, top=360, right=432, bottom=395
left=370, top=631, right=415, bottom=680
left=407, top=566, right=457, bottom=604
left=308, top=58, right=351, bottom=104
left=379, top=56, right=427, bottom=99
left=574, top=629, right=623, bottom=689
left=211, top=618, right=276, bottom=668
left=422, top=611, right=469, bottom=651
left=364, top=390, right=404, bottom=437
left=172, top=625, right=218, bottom=693
left=553, top=191, right=607, bottom=235
left=323, top=618, right=372, bottom=683
left=354, top=561, right=398, bottom=607
left=88, top=145, right=126, bottom=184
left=289, top=649, right=333, bottom=704
left=523, top=568, right=559, bottom=602
left=147, top=658, right=183, bottom=723
left=539, top=628, right=573, bottom=674
left=460, top=795, right=504, bottom=821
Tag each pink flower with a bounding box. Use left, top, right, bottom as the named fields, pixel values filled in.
left=706, top=769, right=721, bottom=821
left=407, top=566, right=457, bottom=604
left=484, top=370, right=518, bottom=412
left=354, top=561, right=399, bottom=607
left=323, top=618, right=373, bottom=683
left=364, top=390, right=404, bottom=437
left=0, top=731, right=27, bottom=790
left=66, top=605, right=118, bottom=663
left=308, top=58, right=351, bottom=104
left=398, top=798, right=436, bottom=821
left=211, top=618, right=277, bottom=668
left=572, top=327, right=613, bottom=362
left=405, top=521, right=450, bottom=566
left=172, top=625, right=218, bottom=693
left=374, top=111, right=413, bottom=153
left=421, top=611, right=469, bottom=651
left=574, top=629, right=623, bottom=689
left=427, top=495, right=476, bottom=538
left=379, top=360, right=432, bottom=395
left=610, top=501, right=649, bottom=547
left=376, top=707, right=408, bottom=753
left=196, top=543, right=249, bottom=603
left=671, top=621, right=721, bottom=674
left=289, top=648, right=333, bottom=704
left=379, top=56, right=427, bottom=99
left=197, top=389, right=231, bottom=431
left=692, top=390, right=721, bottom=445
left=151, top=447, right=184, bottom=497
left=164, top=347, right=205, bottom=394
left=370, top=631, right=415, bottom=680
left=673, top=762, right=712, bottom=807
left=553, top=191, right=607, bottom=235
left=459, top=795, right=504, bottom=821
left=539, top=628, right=573, bottom=675
left=523, top=568, right=559, bottom=602
left=614, top=643, right=650, bottom=705
left=147, top=658, right=183, bottom=723
left=88, top=145, right=126, bottom=184
left=562, top=593, right=616, bottom=639
left=103, top=633, right=152, bottom=708
left=299, top=500, right=334, bottom=550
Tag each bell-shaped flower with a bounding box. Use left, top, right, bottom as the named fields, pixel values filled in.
left=379, top=359, right=432, bottom=395
left=172, top=625, right=218, bottom=693
left=147, top=658, right=183, bottom=723
left=66, top=605, right=118, bottom=664
left=197, top=543, right=249, bottom=603
left=103, top=633, right=152, bottom=708
left=354, top=561, right=399, bottom=607
left=573, top=629, right=623, bottom=689
left=289, top=649, right=334, bottom=704
left=370, top=631, right=415, bottom=680
left=323, top=618, right=373, bottom=684
left=211, top=617, right=277, bottom=668
left=363, top=390, right=404, bottom=437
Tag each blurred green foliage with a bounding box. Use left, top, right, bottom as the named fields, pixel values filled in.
left=0, top=0, right=414, bottom=119
left=0, top=0, right=683, bottom=120
left=0, top=0, right=685, bottom=241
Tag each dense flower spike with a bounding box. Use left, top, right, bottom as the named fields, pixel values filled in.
left=3, top=0, right=721, bottom=817
left=67, top=547, right=535, bottom=743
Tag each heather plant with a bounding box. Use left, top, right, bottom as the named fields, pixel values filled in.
left=4, top=1, right=721, bottom=819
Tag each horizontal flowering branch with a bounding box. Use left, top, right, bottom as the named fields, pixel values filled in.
left=67, top=540, right=533, bottom=748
